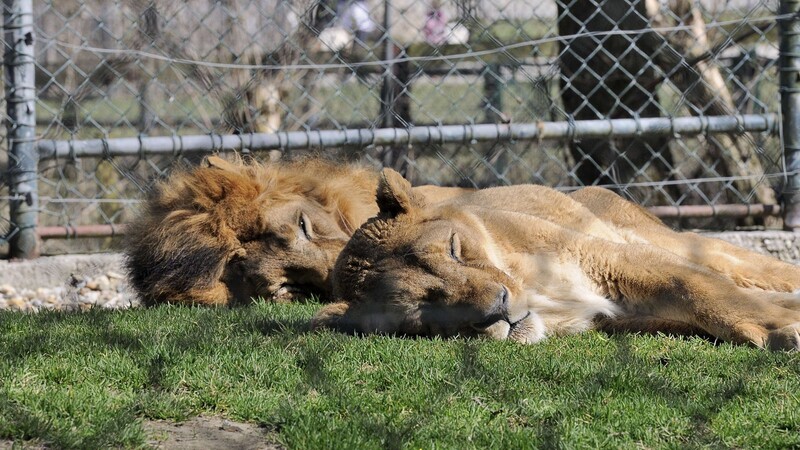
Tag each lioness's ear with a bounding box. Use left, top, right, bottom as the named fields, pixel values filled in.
left=311, top=302, right=354, bottom=332
left=377, top=168, right=425, bottom=217
left=204, top=155, right=238, bottom=172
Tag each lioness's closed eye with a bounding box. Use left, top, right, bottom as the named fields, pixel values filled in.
left=313, top=168, right=800, bottom=351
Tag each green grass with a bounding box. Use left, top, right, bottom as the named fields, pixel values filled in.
left=1, top=302, right=800, bottom=449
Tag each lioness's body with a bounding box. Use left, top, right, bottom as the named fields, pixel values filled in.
left=124, top=157, right=468, bottom=306
left=315, top=169, right=800, bottom=350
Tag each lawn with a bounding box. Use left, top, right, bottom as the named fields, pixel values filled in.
left=1, top=301, right=799, bottom=449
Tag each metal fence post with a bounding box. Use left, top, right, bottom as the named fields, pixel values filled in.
left=379, top=0, right=395, bottom=129
left=4, top=0, right=39, bottom=257
left=781, top=0, right=800, bottom=230
left=483, top=64, right=504, bottom=123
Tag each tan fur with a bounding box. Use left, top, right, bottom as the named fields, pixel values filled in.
left=124, top=157, right=470, bottom=306
left=313, top=169, right=800, bottom=350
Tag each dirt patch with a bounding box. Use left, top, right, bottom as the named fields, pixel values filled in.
left=144, top=416, right=283, bottom=450
left=0, top=417, right=281, bottom=450
left=0, top=440, right=46, bottom=449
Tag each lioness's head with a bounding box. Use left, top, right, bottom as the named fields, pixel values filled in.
left=125, top=156, right=377, bottom=306
left=312, top=169, right=542, bottom=341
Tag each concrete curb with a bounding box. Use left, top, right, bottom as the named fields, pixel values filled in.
left=704, top=231, right=800, bottom=265
left=0, top=253, right=125, bottom=290
left=0, top=231, right=797, bottom=290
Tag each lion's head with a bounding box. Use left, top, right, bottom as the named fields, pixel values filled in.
left=312, top=168, right=545, bottom=342
left=124, top=156, right=379, bottom=306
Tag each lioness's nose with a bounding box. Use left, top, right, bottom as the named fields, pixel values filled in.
left=497, top=284, right=509, bottom=312
left=497, top=285, right=509, bottom=318
left=473, top=285, right=510, bottom=328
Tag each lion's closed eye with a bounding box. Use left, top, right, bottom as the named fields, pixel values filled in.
left=298, top=212, right=313, bottom=240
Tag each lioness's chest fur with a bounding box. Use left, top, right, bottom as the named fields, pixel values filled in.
left=503, top=251, right=620, bottom=336
left=475, top=207, right=630, bottom=337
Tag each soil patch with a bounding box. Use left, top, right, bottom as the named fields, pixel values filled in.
left=0, top=440, right=46, bottom=449
left=0, top=416, right=281, bottom=449
left=144, top=416, right=283, bottom=450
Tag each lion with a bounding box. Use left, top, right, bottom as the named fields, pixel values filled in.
left=312, top=168, right=800, bottom=350
left=124, top=156, right=469, bottom=306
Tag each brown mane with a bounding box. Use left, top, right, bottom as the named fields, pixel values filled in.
left=124, top=156, right=378, bottom=306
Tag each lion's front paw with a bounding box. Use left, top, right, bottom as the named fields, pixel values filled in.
left=269, top=285, right=311, bottom=303
left=766, top=323, right=800, bottom=351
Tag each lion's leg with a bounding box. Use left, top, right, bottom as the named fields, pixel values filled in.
left=588, top=241, right=800, bottom=350
left=570, top=187, right=800, bottom=292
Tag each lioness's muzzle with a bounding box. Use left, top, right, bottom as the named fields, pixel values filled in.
left=471, top=285, right=510, bottom=329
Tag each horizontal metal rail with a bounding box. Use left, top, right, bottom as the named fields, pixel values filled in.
left=648, top=203, right=782, bottom=218
left=37, top=224, right=127, bottom=239
left=37, top=114, right=778, bottom=160
left=36, top=203, right=781, bottom=240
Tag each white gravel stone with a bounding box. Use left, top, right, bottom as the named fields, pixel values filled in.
left=95, top=275, right=111, bottom=291
left=8, top=297, right=26, bottom=310
left=0, top=284, right=15, bottom=295
left=0, top=255, right=137, bottom=311
left=80, top=291, right=100, bottom=304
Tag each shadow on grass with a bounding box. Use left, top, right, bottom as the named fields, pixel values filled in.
left=0, top=395, right=143, bottom=449
left=287, top=337, right=423, bottom=450
left=4, top=305, right=797, bottom=449
left=0, top=303, right=320, bottom=447
left=531, top=334, right=781, bottom=447
left=0, top=304, right=315, bottom=366
left=239, top=316, right=311, bottom=336
left=0, top=309, right=145, bottom=361
left=277, top=328, right=784, bottom=448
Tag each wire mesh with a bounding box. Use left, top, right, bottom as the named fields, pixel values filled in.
left=0, top=0, right=793, bottom=255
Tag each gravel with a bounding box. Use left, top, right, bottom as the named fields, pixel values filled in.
left=0, top=253, right=140, bottom=311
left=0, top=270, right=139, bottom=312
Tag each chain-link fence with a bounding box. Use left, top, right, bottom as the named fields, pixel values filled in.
left=2, top=0, right=799, bottom=257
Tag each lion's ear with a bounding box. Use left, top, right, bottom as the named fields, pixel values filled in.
left=377, top=168, right=425, bottom=217
left=311, top=302, right=353, bottom=331
left=205, top=155, right=238, bottom=172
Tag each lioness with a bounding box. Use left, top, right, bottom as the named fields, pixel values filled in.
left=313, top=169, right=800, bottom=350
left=125, top=156, right=468, bottom=306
